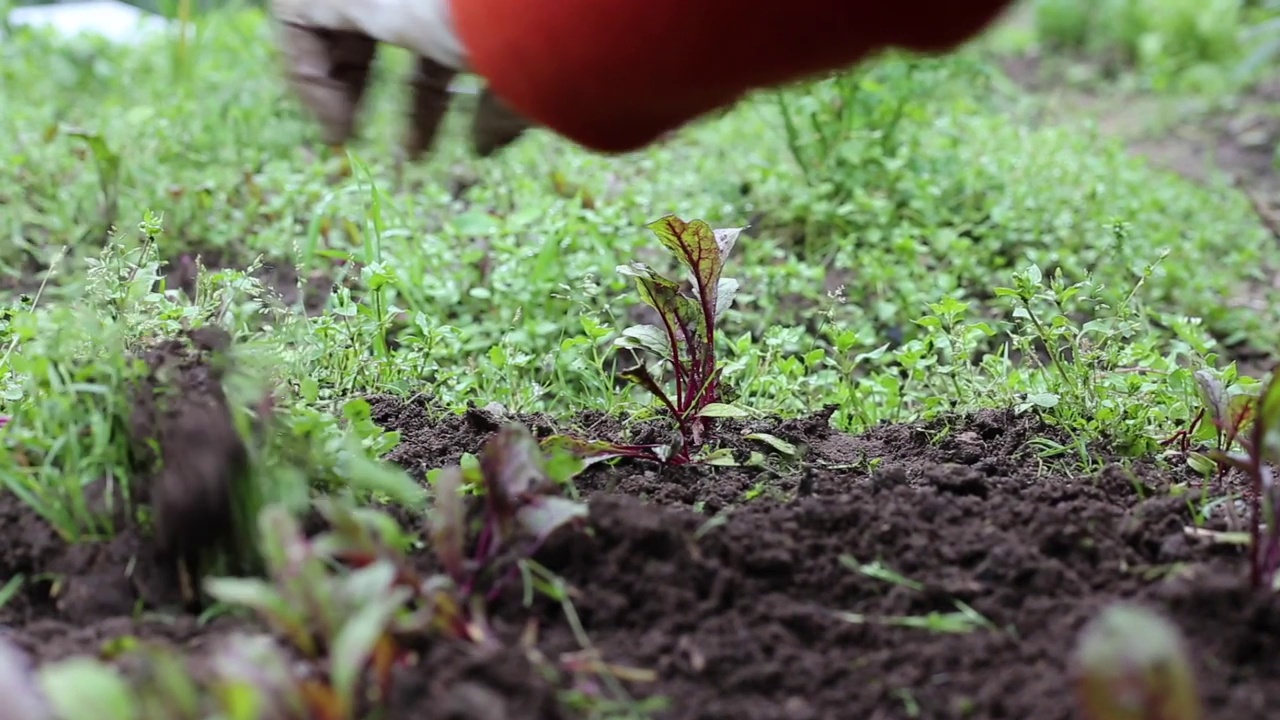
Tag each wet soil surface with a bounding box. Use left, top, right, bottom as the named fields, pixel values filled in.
left=4, top=387, right=1279, bottom=718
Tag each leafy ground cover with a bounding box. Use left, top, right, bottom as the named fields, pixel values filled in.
left=1, top=0, right=1279, bottom=718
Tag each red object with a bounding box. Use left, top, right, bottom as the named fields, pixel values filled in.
left=451, top=0, right=1017, bottom=153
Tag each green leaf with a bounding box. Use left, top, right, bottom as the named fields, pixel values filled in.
left=1194, top=369, right=1228, bottom=427
left=39, top=658, right=134, bottom=720
left=700, top=447, right=738, bottom=466
left=339, top=436, right=428, bottom=508
left=203, top=578, right=300, bottom=638
left=1025, top=392, right=1060, bottom=409
left=713, top=277, right=739, bottom=321
left=336, top=560, right=399, bottom=608
left=698, top=403, right=750, bottom=418
left=745, top=432, right=798, bottom=456
left=615, top=324, right=671, bottom=359
left=1187, top=452, right=1217, bottom=476
left=330, top=589, right=411, bottom=718
left=449, top=210, right=500, bottom=236
left=1259, top=373, right=1280, bottom=464
left=256, top=505, right=307, bottom=580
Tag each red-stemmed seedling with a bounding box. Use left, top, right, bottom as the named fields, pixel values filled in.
left=1207, top=369, right=1280, bottom=590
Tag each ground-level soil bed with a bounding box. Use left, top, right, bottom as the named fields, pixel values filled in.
left=3, top=395, right=1279, bottom=719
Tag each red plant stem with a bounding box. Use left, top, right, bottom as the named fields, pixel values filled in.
left=483, top=536, right=549, bottom=604
left=461, top=521, right=498, bottom=597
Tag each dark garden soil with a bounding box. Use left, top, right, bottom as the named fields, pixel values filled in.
left=4, top=369, right=1279, bottom=718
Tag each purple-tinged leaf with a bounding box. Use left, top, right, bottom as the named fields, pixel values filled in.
left=647, top=217, right=724, bottom=299
left=0, top=416, right=9, bottom=429
left=479, top=424, right=551, bottom=514
left=616, top=263, right=683, bottom=318
left=1194, top=369, right=1228, bottom=429
left=616, top=362, right=678, bottom=418
left=540, top=435, right=665, bottom=466
left=430, top=467, right=466, bottom=581
left=516, top=496, right=588, bottom=544
left=1225, top=394, right=1257, bottom=449
left=646, top=217, right=740, bottom=339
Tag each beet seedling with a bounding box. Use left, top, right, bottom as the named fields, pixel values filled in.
left=1167, top=367, right=1260, bottom=476
left=204, top=505, right=413, bottom=719
left=1071, top=602, right=1202, bottom=720
left=427, top=422, right=588, bottom=639
left=587, top=215, right=745, bottom=465
left=1206, top=369, right=1280, bottom=590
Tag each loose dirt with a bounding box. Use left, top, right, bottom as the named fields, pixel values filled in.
left=2, top=372, right=1279, bottom=717
left=378, top=403, right=1280, bottom=720
left=10, top=394, right=1278, bottom=718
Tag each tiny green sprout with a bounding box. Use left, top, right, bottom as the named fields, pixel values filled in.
left=1072, top=603, right=1202, bottom=720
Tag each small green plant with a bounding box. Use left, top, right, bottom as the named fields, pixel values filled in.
left=203, top=504, right=412, bottom=718
left=428, top=422, right=589, bottom=626
left=1071, top=602, right=1202, bottom=720
left=1206, top=369, right=1280, bottom=590
left=575, top=215, right=746, bottom=465
left=202, top=422, right=589, bottom=717
left=1165, top=366, right=1260, bottom=476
